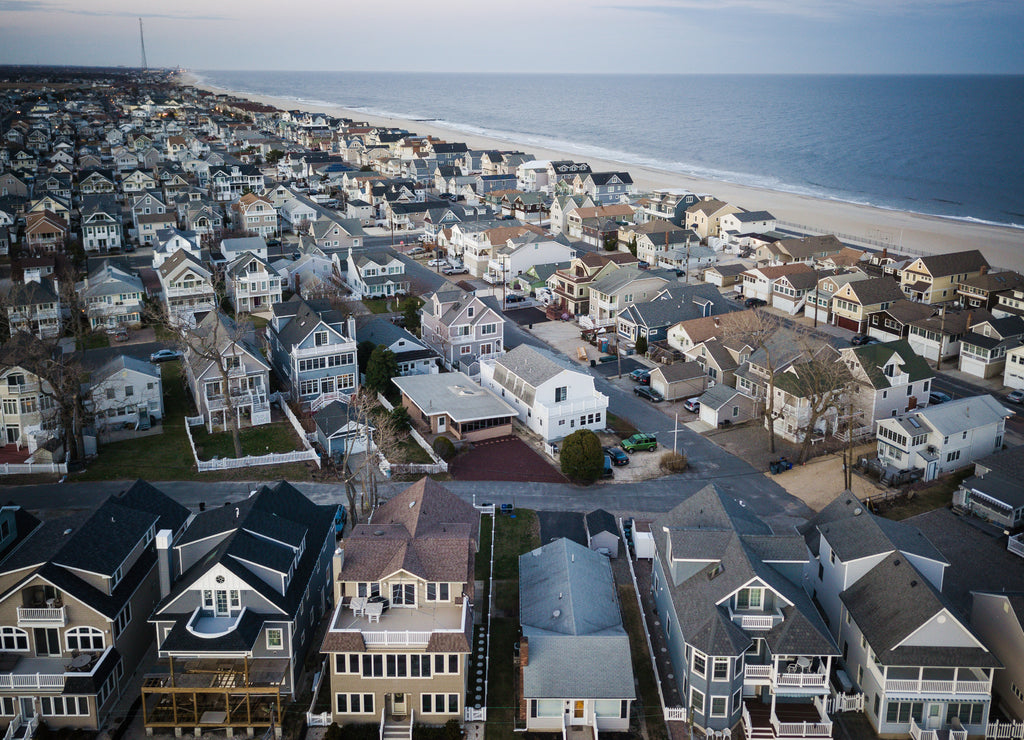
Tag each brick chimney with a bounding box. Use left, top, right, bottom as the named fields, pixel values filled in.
left=980, top=265, right=988, bottom=276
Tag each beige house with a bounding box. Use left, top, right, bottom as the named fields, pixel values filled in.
left=0, top=365, right=59, bottom=454
left=899, top=250, right=989, bottom=304
left=587, top=267, right=668, bottom=326
left=683, top=199, right=742, bottom=240
left=829, top=276, right=905, bottom=333
left=0, top=482, right=191, bottom=733
left=548, top=252, right=638, bottom=317
left=393, top=371, right=516, bottom=442
left=321, top=479, right=479, bottom=732
left=754, top=234, right=845, bottom=266
left=230, top=193, right=278, bottom=237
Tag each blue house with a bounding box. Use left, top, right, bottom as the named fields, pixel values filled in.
left=650, top=484, right=838, bottom=737
left=268, top=296, right=358, bottom=406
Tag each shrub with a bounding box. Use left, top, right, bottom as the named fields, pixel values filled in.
left=659, top=450, right=689, bottom=473
left=634, top=335, right=648, bottom=355
left=560, top=429, right=604, bottom=483
left=433, top=436, right=456, bottom=461
left=390, top=405, right=411, bottom=430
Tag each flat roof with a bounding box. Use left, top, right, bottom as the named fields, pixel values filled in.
left=392, top=372, right=518, bottom=422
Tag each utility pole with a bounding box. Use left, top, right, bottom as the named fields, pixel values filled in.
left=935, top=307, right=946, bottom=372
left=684, top=234, right=691, bottom=285
left=674, top=411, right=680, bottom=454
left=138, top=18, right=148, bottom=71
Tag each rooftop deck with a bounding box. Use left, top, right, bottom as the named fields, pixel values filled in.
left=330, top=599, right=467, bottom=647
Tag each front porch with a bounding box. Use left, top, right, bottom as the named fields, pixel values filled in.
left=743, top=697, right=832, bottom=740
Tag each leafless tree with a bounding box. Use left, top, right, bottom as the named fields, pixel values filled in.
left=773, top=344, right=853, bottom=464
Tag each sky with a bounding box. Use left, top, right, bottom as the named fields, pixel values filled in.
left=1, top=0, right=1023, bottom=74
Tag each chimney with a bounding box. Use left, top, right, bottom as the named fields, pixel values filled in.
left=980, top=265, right=988, bottom=276
left=155, top=529, right=173, bottom=599
left=347, top=314, right=356, bottom=341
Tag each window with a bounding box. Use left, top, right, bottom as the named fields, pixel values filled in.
left=946, top=450, right=961, bottom=463
left=885, top=701, right=924, bottom=724
left=711, top=697, right=728, bottom=717
left=356, top=582, right=380, bottom=598
left=112, top=603, right=131, bottom=639
left=336, top=694, right=374, bottom=714
left=946, top=702, right=984, bottom=725
left=692, top=651, right=707, bottom=677
left=422, top=694, right=459, bottom=714
left=267, top=629, right=283, bottom=650
left=426, top=583, right=450, bottom=601
left=315, top=331, right=329, bottom=346
left=689, top=688, right=705, bottom=715
left=391, top=582, right=416, bottom=606
left=40, top=696, right=89, bottom=717
left=66, top=626, right=104, bottom=652
left=555, top=386, right=567, bottom=403
left=712, top=657, right=729, bottom=681
left=481, top=323, right=496, bottom=335
left=0, top=627, right=28, bottom=651
left=106, top=388, right=116, bottom=400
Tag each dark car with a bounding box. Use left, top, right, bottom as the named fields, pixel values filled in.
left=629, top=368, right=652, bottom=384
left=929, top=391, right=952, bottom=405
left=505, top=294, right=525, bottom=304
left=634, top=385, right=664, bottom=402
left=266, top=238, right=281, bottom=247
left=851, top=334, right=878, bottom=346
left=603, top=446, right=629, bottom=466
left=744, top=297, right=768, bottom=308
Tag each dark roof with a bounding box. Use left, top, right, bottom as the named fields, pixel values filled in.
left=585, top=509, right=618, bottom=537
left=313, top=400, right=359, bottom=437
left=915, top=250, right=989, bottom=278
left=158, top=610, right=266, bottom=653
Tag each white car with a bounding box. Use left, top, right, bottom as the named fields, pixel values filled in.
left=428, top=258, right=448, bottom=267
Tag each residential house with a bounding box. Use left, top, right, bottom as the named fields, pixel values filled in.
left=684, top=199, right=743, bottom=240
left=143, top=482, right=335, bottom=735
left=0, top=172, right=29, bottom=198
left=137, top=212, right=177, bottom=247
left=548, top=194, right=594, bottom=236
left=616, top=283, right=738, bottom=346
left=740, top=264, right=815, bottom=303
left=771, top=269, right=823, bottom=315
left=970, top=591, right=1024, bottom=721
left=958, top=271, right=1024, bottom=311
left=649, top=361, right=707, bottom=401
left=684, top=335, right=751, bottom=389
left=1004, top=344, right=1024, bottom=390
left=907, top=308, right=990, bottom=363
left=152, top=229, right=201, bottom=269
left=182, top=203, right=223, bottom=239
left=953, top=446, right=1024, bottom=529
left=484, top=238, right=574, bottom=286
left=546, top=161, right=592, bottom=189
left=24, top=211, right=68, bottom=254
left=702, top=263, right=748, bottom=290
left=77, top=169, right=117, bottom=196
left=85, top=355, right=163, bottom=434
left=231, top=193, right=278, bottom=237
left=697, top=383, right=760, bottom=427
left=420, top=286, right=504, bottom=373
left=220, top=236, right=268, bottom=263
left=157, top=250, right=216, bottom=327
left=5, top=279, right=61, bottom=340
left=480, top=345, right=608, bottom=442
left=0, top=482, right=191, bottom=732
left=128, top=191, right=168, bottom=232
left=79, top=262, right=144, bottom=331
left=830, top=276, right=905, bottom=333
left=769, top=345, right=848, bottom=443
left=344, top=248, right=409, bottom=299
left=639, top=189, right=707, bottom=226
left=899, top=250, right=990, bottom=304
left=208, top=164, right=264, bottom=202
left=875, top=395, right=1010, bottom=482
left=573, top=171, right=634, bottom=204
left=588, top=266, right=670, bottom=327
left=120, top=168, right=156, bottom=194
left=804, top=272, right=869, bottom=325
left=267, top=297, right=358, bottom=405
left=307, top=217, right=365, bottom=250
left=0, top=364, right=58, bottom=452
left=183, top=311, right=272, bottom=432
left=313, top=401, right=374, bottom=458
left=517, top=539, right=634, bottom=732
left=650, top=484, right=839, bottom=736
left=957, top=316, right=1024, bottom=380
left=840, top=339, right=934, bottom=430
left=800, top=494, right=999, bottom=739
left=321, top=478, right=478, bottom=730
left=356, top=318, right=439, bottom=376
left=718, top=210, right=777, bottom=240
left=225, top=253, right=282, bottom=314
left=994, top=286, right=1024, bottom=320
left=620, top=219, right=693, bottom=265
left=754, top=235, right=845, bottom=267
left=394, top=372, right=516, bottom=441
left=865, top=300, right=937, bottom=343
left=79, top=196, right=123, bottom=253
left=564, top=203, right=634, bottom=244
left=584, top=510, right=620, bottom=557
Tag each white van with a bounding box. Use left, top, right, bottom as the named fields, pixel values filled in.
left=683, top=397, right=701, bottom=413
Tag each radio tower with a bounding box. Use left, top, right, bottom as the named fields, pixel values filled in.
left=139, top=18, right=148, bottom=70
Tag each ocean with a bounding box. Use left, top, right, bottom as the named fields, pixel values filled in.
left=194, top=71, right=1024, bottom=229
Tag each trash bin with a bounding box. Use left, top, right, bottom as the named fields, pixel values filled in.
left=769, top=462, right=780, bottom=475
left=590, top=359, right=596, bottom=367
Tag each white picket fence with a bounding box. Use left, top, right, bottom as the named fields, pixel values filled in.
left=305, top=658, right=331, bottom=727
left=827, top=693, right=865, bottom=713
left=183, top=415, right=321, bottom=472
left=274, top=393, right=316, bottom=453
left=0, top=462, right=67, bottom=476
left=987, top=721, right=1024, bottom=740
left=376, top=392, right=448, bottom=474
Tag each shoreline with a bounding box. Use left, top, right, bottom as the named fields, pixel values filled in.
left=181, top=71, right=1024, bottom=271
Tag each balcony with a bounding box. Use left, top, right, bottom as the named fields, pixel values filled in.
left=884, top=677, right=990, bottom=695
left=329, top=597, right=469, bottom=649
left=165, top=284, right=215, bottom=299
left=17, top=605, right=67, bottom=627
left=0, top=645, right=113, bottom=691
left=728, top=606, right=783, bottom=631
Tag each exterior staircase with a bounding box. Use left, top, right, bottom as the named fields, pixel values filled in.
left=381, top=714, right=412, bottom=740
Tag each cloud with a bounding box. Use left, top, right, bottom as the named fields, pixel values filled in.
left=0, top=0, right=227, bottom=20
left=606, top=0, right=1022, bottom=20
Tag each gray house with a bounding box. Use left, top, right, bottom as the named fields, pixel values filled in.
left=518, top=538, right=634, bottom=732
left=584, top=509, right=620, bottom=557
left=616, top=283, right=739, bottom=345
left=313, top=400, right=373, bottom=458
left=651, top=484, right=839, bottom=737
left=953, top=445, right=1024, bottom=528
left=356, top=317, right=439, bottom=376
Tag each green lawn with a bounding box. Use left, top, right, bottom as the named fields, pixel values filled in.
left=485, top=617, right=518, bottom=740
left=475, top=513, right=494, bottom=581
left=77, top=332, right=110, bottom=350
left=247, top=315, right=270, bottom=330
left=361, top=298, right=394, bottom=314
left=492, top=509, right=540, bottom=580
left=190, top=421, right=302, bottom=461
left=393, top=439, right=434, bottom=465
left=876, top=469, right=972, bottom=521
left=75, top=363, right=315, bottom=482
left=606, top=411, right=638, bottom=435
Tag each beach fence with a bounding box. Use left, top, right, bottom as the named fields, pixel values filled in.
left=305, top=658, right=332, bottom=727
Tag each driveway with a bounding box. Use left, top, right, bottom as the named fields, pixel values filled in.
left=503, top=307, right=547, bottom=326
left=537, top=510, right=587, bottom=546
left=449, top=436, right=568, bottom=483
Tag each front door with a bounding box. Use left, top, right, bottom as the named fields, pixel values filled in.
left=6, top=427, right=17, bottom=444
left=436, top=415, right=446, bottom=432
left=33, top=628, right=59, bottom=656
left=925, top=461, right=938, bottom=482
left=214, top=590, right=229, bottom=616
left=392, top=693, right=407, bottom=717
left=926, top=703, right=942, bottom=730
left=571, top=701, right=585, bottom=725
left=19, top=698, right=35, bottom=719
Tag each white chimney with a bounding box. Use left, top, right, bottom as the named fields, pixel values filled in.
left=156, top=529, right=173, bottom=599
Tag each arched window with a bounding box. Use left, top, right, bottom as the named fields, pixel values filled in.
left=65, top=626, right=104, bottom=652
left=0, top=627, right=28, bottom=652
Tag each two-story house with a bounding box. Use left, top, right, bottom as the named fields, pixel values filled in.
left=268, top=297, right=358, bottom=406
left=517, top=539, right=634, bottom=733
left=740, top=264, right=815, bottom=303
left=230, top=193, right=278, bottom=237
left=0, top=365, right=58, bottom=453
left=84, top=355, right=164, bottom=434
left=143, top=482, right=335, bottom=736
left=0, top=482, right=191, bottom=732
left=907, top=308, right=989, bottom=363
left=899, top=251, right=990, bottom=305
left=616, top=283, right=738, bottom=346
left=587, top=266, right=670, bottom=327
left=321, top=479, right=478, bottom=732
left=830, top=277, right=905, bottom=333
left=957, top=270, right=1024, bottom=311
left=865, top=300, right=936, bottom=343
left=651, top=484, right=839, bottom=737
left=158, top=251, right=217, bottom=328
left=874, top=395, right=1011, bottom=482
left=356, top=318, right=439, bottom=377
left=840, top=339, right=934, bottom=430
left=78, top=262, right=144, bottom=332
left=152, top=228, right=202, bottom=269
left=23, top=211, right=67, bottom=254
left=480, top=345, right=608, bottom=442
left=225, top=253, right=282, bottom=314
left=484, top=239, right=574, bottom=286
left=804, top=272, right=868, bottom=325
left=547, top=252, right=639, bottom=317
left=684, top=199, right=743, bottom=241
left=800, top=495, right=999, bottom=739
left=344, top=248, right=409, bottom=299
left=957, top=316, right=1024, bottom=380
left=183, top=312, right=272, bottom=432
left=573, top=171, right=634, bottom=204
left=5, top=279, right=61, bottom=340
left=79, top=196, right=123, bottom=253
left=419, top=286, right=504, bottom=373
left=754, top=234, right=845, bottom=267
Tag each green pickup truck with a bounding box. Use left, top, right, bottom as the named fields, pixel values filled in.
left=621, top=433, right=658, bottom=452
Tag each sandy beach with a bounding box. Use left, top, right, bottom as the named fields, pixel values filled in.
left=181, top=72, right=1024, bottom=271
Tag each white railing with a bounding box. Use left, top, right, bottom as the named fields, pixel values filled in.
left=305, top=657, right=330, bottom=726
left=771, top=714, right=832, bottom=738
left=745, top=664, right=773, bottom=681
left=310, top=390, right=353, bottom=414
left=987, top=720, right=1024, bottom=739
left=275, top=395, right=316, bottom=453
left=185, top=415, right=205, bottom=426
left=408, top=709, right=414, bottom=740
left=742, top=702, right=753, bottom=740
left=827, top=693, right=865, bottom=713
left=735, top=614, right=775, bottom=630
left=465, top=706, right=486, bottom=722
left=0, top=673, right=65, bottom=690
left=885, top=678, right=989, bottom=694
left=361, top=631, right=433, bottom=647
left=776, top=671, right=829, bottom=689
left=164, top=285, right=215, bottom=299
left=910, top=718, right=938, bottom=740
left=378, top=707, right=386, bottom=740
left=16, top=606, right=67, bottom=625
left=307, top=712, right=331, bottom=727
left=951, top=729, right=968, bottom=740
left=196, top=449, right=319, bottom=472
left=664, top=707, right=687, bottom=721
left=1008, top=533, right=1024, bottom=558
left=0, top=462, right=68, bottom=476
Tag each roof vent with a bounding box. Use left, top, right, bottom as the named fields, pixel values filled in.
left=63, top=528, right=72, bottom=536
left=373, top=530, right=385, bottom=536
left=910, top=579, right=918, bottom=587
left=853, top=507, right=862, bottom=516
left=552, top=609, right=561, bottom=619
left=558, top=592, right=563, bottom=600
left=408, top=500, right=416, bottom=509
left=894, top=559, right=900, bottom=566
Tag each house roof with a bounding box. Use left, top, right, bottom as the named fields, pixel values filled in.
left=844, top=276, right=904, bottom=305
left=491, top=344, right=571, bottom=390
left=392, top=372, right=517, bottom=423
left=585, top=509, right=618, bottom=537
left=871, top=299, right=936, bottom=326
left=771, top=234, right=844, bottom=260
left=652, top=361, right=705, bottom=384
left=698, top=384, right=747, bottom=411
left=5, top=278, right=57, bottom=306
left=909, top=394, right=1011, bottom=437
left=313, top=400, right=364, bottom=438
left=912, top=250, right=989, bottom=278
left=590, top=265, right=667, bottom=296
left=847, top=339, right=933, bottom=389
left=87, top=354, right=160, bottom=389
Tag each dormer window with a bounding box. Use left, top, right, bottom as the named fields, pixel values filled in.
left=736, top=587, right=762, bottom=610
left=314, top=331, right=329, bottom=346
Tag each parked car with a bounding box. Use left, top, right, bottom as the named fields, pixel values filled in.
left=1007, top=390, right=1024, bottom=405
left=634, top=385, right=664, bottom=402
left=428, top=258, right=448, bottom=267
left=744, top=297, right=768, bottom=308
left=505, top=294, right=525, bottom=304
left=603, top=446, right=629, bottom=466
left=266, top=238, right=281, bottom=247
left=929, top=391, right=953, bottom=404
left=621, top=433, right=658, bottom=452
left=407, top=245, right=426, bottom=255
left=442, top=265, right=469, bottom=275
left=638, top=260, right=650, bottom=269
left=602, top=455, right=614, bottom=479
left=628, top=368, right=651, bottom=384
left=682, top=397, right=701, bottom=413
left=850, top=334, right=878, bottom=346
left=150, top=349, right=182, bottom=363
left=112, top=330, right=129, bottom=342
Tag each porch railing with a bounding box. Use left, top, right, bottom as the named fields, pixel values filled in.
left=1008, top=533, right=1024, bottom=558
left=742, top=702, right=753, bottom=740
left=745, top=664, right=773, bottom=681
left=885, top=678, right=989, bottom=694
left=910, top=718, right=938, bottom=740
left=16, top=606, right=67, bottom=626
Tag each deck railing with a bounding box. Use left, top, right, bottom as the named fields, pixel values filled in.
left=885, top=678, right=989, bottom=694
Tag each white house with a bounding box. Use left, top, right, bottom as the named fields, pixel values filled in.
left=875, top=395, right=1011, bottom=482
left=1004, top=344, right=1024, bottom=390
left=479, top=344, right=608, bottom=443
left=225, top=253, right=282, bottom=314
left=78, top=262, right=145, bottom=331
left=220, top=235, right=268, bottom=263
left=840, top=339, right=935, bottom=431
left=484, top=239, right=575, bottom=285
left=158, top=249, right=217, bottom=327
left=86, top=355, right=164, bottom=433
left=344, top=247, right=409, bottom=299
